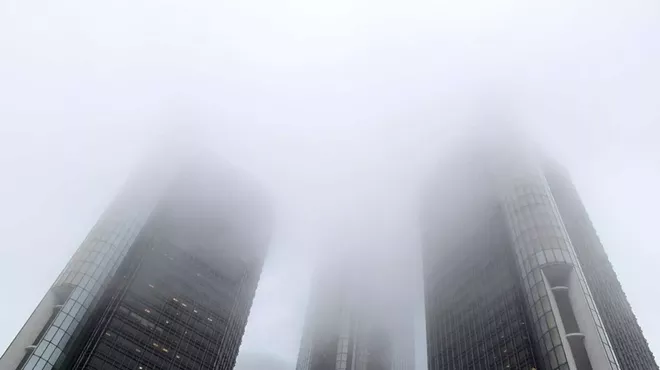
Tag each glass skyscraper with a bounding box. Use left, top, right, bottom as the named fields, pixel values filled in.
left=422, top=137, right=657, bottom=370
left=544, top=161, right=658, bottom=369
left=0, top=152, right=271, bottom=370
left=295, top=263, right=364, bottom=370
left=295, top=247, right=414, bottom=370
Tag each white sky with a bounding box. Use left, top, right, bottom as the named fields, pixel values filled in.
left=1, top=0, right=660, bottom=369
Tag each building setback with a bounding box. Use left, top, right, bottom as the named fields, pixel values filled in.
left=422, top=139, right=658, bottom=370
left=0, top=154, right=271, bottom=370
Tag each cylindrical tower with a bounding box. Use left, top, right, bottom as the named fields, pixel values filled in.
left=496, top=147, right=620, bottom=370
left=544, top=161, right=659, bottom=369
left=0, top=152, right=272, bottom=370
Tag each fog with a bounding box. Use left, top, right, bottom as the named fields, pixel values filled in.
left=1, top=0, right=659, bottom=369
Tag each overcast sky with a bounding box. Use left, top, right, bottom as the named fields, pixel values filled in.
left=1, top=0, right=660, bottom=369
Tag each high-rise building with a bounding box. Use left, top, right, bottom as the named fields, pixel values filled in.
left=295, top=242, right=415, bottom=370
left=0, top=152, right=271, bottom=370
left=295, top=260, right=365, bottom=370
left=422, top=136, right=657, bottom=370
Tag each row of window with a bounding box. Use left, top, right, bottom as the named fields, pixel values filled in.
left=103, top=313, right=218, bottom=369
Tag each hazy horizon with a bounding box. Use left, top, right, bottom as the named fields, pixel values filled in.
left=2, top=0, right=660, bottom=369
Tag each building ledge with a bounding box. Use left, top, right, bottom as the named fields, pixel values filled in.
left=566, top=332, right=585, bottom=340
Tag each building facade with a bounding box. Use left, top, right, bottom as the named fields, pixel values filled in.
left=0, top=155, right=271, bottom=370
left=422, top=141, right=657, bottom=370
left=544, top=161, right=658, bottom=369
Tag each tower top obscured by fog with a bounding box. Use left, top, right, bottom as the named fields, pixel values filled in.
left=0, top=144, right=272, bottom=370
left=421, top=132, right=658, bottom=370
left=296, top=226, right=415, bottom=370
